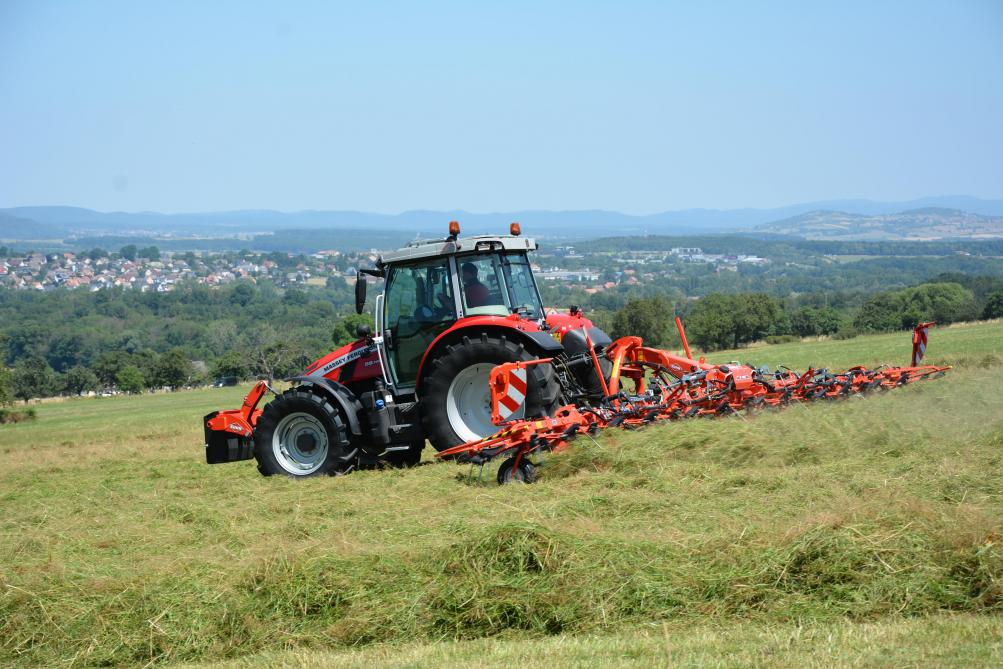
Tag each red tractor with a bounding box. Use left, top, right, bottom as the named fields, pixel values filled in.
left=204, top=222, right=611, bottom=477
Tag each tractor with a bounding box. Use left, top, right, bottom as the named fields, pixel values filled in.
left=204, top=221, right=612, bottom=477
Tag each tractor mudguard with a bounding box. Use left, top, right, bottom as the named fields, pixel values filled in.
left=414, top=320, right=559, bottom=394
left=419, top=318, right=553, bottom=387
left=285, top=376, right=365, bottom=436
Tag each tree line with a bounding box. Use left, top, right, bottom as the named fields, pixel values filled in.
left=0, top=280, right=358, bottom=401
left=608, top=276, right=1003, bottom=352
left=1, top=270, right=1002, bottom=402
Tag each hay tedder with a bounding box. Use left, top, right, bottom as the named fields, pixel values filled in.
left=203, top=222, right=949, bottom=483
left=437, top=317, right=949, bottom=482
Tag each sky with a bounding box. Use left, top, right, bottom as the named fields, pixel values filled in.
left=1, top=0, right=1001, bottom=214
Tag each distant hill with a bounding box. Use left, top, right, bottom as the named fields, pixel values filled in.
left=0, top=211, right=67, bottom=240
left=3, top=196, right=1003, bottom=242
left=756, top=208, right=1003, bottom=240
left=5, top=196, right=1003, bottom=248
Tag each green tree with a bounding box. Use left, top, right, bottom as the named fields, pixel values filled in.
left=685, top=294, right=736, bottom=351
left=5, top=323, right=47, bottom=365
left=0, top=366, right=13, bottom=406
left=63, top=366, right=99, bottom=395
left=610, top=296, right=674, bottom=346
left=46, top=332, right=90, bottom=372
left=816, top=307, right=843, bottom=335
left=333, top=313, right=375, bottom=346
left=282, top=288, right=309, bottom=306
left=119, top=244, right=138, bottom=261
left=206, top=319, right=239, bottom=356
left=229, top=282, right=256, bottom=307
left=982, top=291, right=1003, bottom=319
left=790, top=307, right=822, bottom=337
left=790, top=306, right=840, bottom=337
left=11, top=355, right=57, bottom=402
left=854, top=292, right=904, bottom=332
left=732, top=294, right=780, bottom=347
left=242, top=325, right=313, bottom=383
left=149, top=349, right=194, bottom=388
left=138, top=245, right=160, bottom=260
left=116, top=366, right=145, bottom=394
left=897, top=282, right=977, bottom=328
left=211, top=350, right=250, bottom=380
left=93, top=351, right=134, bottom=387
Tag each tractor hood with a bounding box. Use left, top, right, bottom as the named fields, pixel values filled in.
left=302, top=337, right=382, bottom=385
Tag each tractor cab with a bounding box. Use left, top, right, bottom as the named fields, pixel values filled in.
left=366, top=223, right=545, bottom=389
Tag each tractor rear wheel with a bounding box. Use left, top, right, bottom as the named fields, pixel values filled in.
left=253, top=388, right=355, bottom=477
left=420, top=332, right=562, bottom=452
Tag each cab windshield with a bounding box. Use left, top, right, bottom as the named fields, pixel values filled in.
left=458, top=252, right=544, bottom=320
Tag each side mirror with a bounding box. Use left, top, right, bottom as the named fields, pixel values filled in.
left=356, top=324, right=372, bottom=339
left=355, top=272, right=367, bottom=314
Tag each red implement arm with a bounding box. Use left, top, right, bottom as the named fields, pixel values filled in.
left=440, top=322, right=951, bottom=478
left=206, top=380, right=268, bottom=438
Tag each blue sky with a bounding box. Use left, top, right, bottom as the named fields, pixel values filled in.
left=1, top=1, right=1001, bottom=214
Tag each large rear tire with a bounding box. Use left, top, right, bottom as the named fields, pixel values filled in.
left=420, top=332, right=562, bottom=452
left=253, top=388, right=355, bottom=477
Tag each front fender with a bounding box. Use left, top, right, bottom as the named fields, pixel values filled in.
left=285, top=376, right=364, bottom=436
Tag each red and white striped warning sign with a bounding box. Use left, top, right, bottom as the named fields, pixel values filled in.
left=497, top=367, right=527, bottom=419
left=911, top=321, right=935, bottom=366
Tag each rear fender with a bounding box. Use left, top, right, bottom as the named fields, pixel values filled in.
left=415, top=322, right=563, bottom=395
left=286, top=376, right=365, bottom=436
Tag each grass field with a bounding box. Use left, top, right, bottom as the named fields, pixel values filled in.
left=1, top=321, right=1001, bottom=667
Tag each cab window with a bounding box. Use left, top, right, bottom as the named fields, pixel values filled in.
left=384, top=258, right=455, bottom=385
left=459, top=256, right=508, bottom=316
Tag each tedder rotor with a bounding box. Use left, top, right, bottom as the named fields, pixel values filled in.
left=202, top=221, right=949, bottom=483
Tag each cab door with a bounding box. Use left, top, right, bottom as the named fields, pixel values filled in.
left=382, top=257, right=456, bottom=387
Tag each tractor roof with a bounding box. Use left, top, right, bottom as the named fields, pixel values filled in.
left=378, top=234, right=537, bottom=267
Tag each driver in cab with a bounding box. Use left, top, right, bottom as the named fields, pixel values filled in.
left=461, top=262, right=489, bottom=308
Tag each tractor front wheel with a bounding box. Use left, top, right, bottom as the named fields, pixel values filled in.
left=420, top=332, right=562, bottom=452
left=253, top=388, right=354, bottom=477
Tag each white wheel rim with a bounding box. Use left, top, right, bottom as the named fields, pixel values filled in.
left=272, top=412, right=329, bottom=475
left=446, top=362, right=525, bottom=443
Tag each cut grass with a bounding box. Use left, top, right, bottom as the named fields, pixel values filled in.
left=178, top=615, right=1003, bottom=668
left=0, top=321, right=1001, bottom=667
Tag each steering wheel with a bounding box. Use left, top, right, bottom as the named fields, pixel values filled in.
left=415, top=305, right=436, bottom=322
